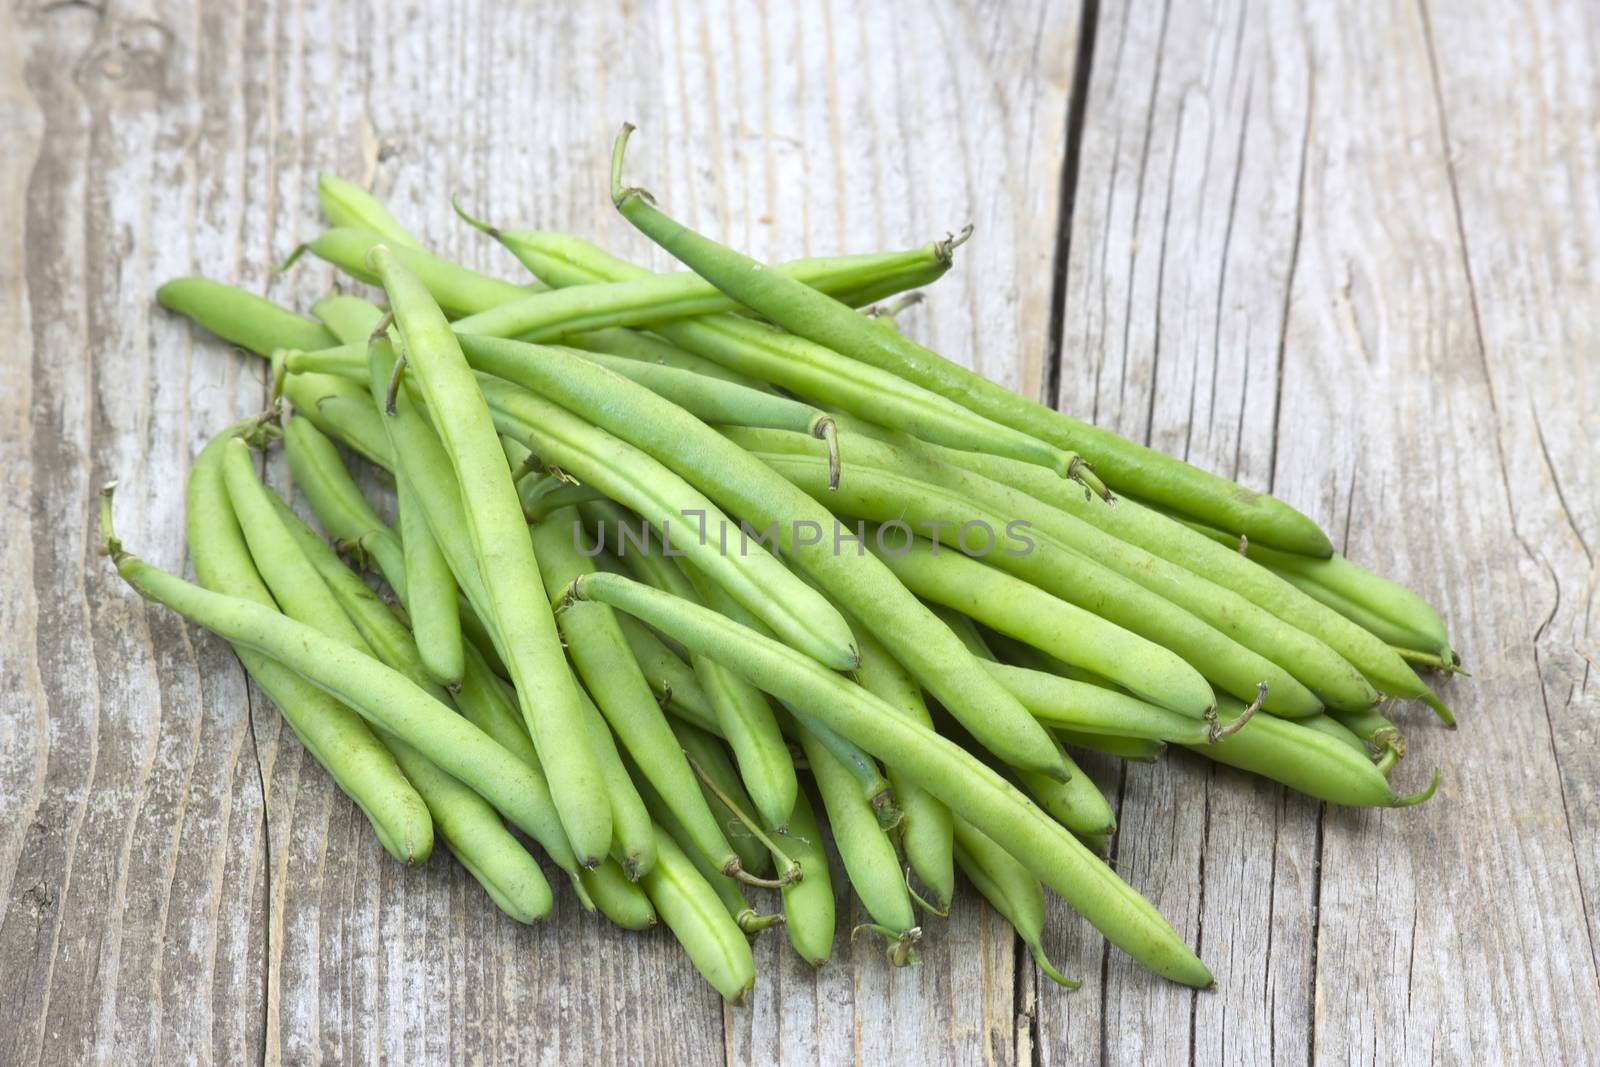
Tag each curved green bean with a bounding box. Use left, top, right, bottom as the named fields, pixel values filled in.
left=952, top=817, right=1079, bottom=988
left=316, top=174, right=422, bottom=248
left=311, top=292, right=387, bottom=347
left=305, top=228, right=528, bottom=315
left=370, top=248, right=610, bottom=866
left=279, top=368, right=394, bottom=469
left=847, top=624, right=955, bottom=915
left=985, top=661, right=1214, bottom=746
left=867, top=528, right=1213, bottom=718
left=609, top=124, right=1331, bottom=557
left=1188, top=697, right=1439, bottom=807
left=531, top=508, right=746, bottom=879
left=397, top=472, right=464, bottom=688
left=639, top=824, right=757, bottom=1001
left=576, top=686, right=657, bottom=879
left=793, top=729, right=918, bottom=964
left=778, top=790, right=836, bottom=966
left=558, top=570, right=1213, bottom=987
left=737, top=426, right=1372, bottom=711
left=185, top=425, right=431, bottom=865
left=157, top=277, right=336, bottom=354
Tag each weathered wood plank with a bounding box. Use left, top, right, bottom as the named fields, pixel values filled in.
left=1050, top=1, right=1600, bottom=1065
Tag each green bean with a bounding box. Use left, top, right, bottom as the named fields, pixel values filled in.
left=984, top=661, right=1214, bottom=746
left=1235, top=540, right=1454, bottom=663
left=1055, top=732, right=1165, bottom=763
left=423, top=333, right=1066, bottom=779
left=490, top=234, right=1082, bottom=485
left=157, top=277, right=336, bottom=354
left=777, top=789, right=837, bottom=966
left=748, top=446, right=1322, bottom=719
left=303, top=228, right=528, bottom=316
left=1293, top=713, right=1368, bottom=757
left=792, top=726, right=918, bottom=964
left=261, top=487, right=554, bottom=922
left=575, top=686, right=656, bottom=879
left=474, top=221, right=950, bottom=317
left=447, top=207, right=948, bottom=340
left=281, top=413, right=510, bottom=680
left=638, top=824, right=757, bottom=1001
left=559, top=570, right=1213, bottom=986
left=865, top=528, right=1213, bottom=717
left=311, top=293, right=388, bottom=346
left=395, top=473, right=464, bottom=688
left=847, top=624, right=955, bottom=914
left=530, top=508, right=746, bottom=879
left=565, top=326, right=769, bottom=389
left=474, top=372, right=855, bottom=668
left=104, top=488, right=607, bottom=870
left=940, top=446, right=1444, bottom=710
left=185, top=425, right=432, bottom=865
left=669, top=720, right=775, bottom=880
left=609, top=124, right=1331, bottom=557
left=630, top=766, right=781, bottom=934
left=1187, top=697, right=1439, bottom=807
left=614, top=614, right=721, bottom=732
left=315, top=174, right=422, bottom=247
left=739, top=426, right=1373, bottom=712
left=590, top=502, right=800, bottom=832
left=784, top=705, right=896, bottom=826
left=1329, top=706, right=1407, bottom=773
left=279, top=368, right=394, bottom=469
left=952, top=817, right=1079, bottom=988
left=369, top=249, right=611, bottom=867
left=579, top=859, right=658, bottom=931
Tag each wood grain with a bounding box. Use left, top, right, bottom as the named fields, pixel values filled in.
left=2, top=0, right=1596, bottom=1063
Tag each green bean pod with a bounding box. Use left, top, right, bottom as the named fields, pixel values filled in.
left=985, top=661, right=1213, bottom=746
left=940, top=445, right=1446, bottom=708
left=576, top=687, right=657, bottom=879
left=608, top=124, right=1331, bottom=557
left=264, top=491, right=555, bottom=922
left=848, top=625, right=956, bottom=914
left=578, top=860, right=658, bottom=930
left=315, top=174, right=422, bottom=247
left=632, top=768, right=781, bottom=935
left=639, top=824, right=757, bottom=1001
left=615, top=614, right=721, bottom=732
left=105, top=486, right=601, bottom=866
left=559, top=570, right=1213, bottom=987
left=565, top=326, right=770, bottom=390
left=777, top=790, right=837, bottom=966
left=473, top=370, right=856, bottom=670
left=784, top=705, right=896, bottom=825
left=397, top=473, right=464, bottom=688
left=952, top=817, right=1079, bottom=988
left=417, top=333, right=1066, bottom=779
left=1293, top=713, right=1369, bottom=756
left=311, top=292, right=388, bottom=346
left=157, top=277, right=336, bottom=354
left=368, top=251, right=611, bottom=867
left=503, top=235, right=1082, bottom=482
left=531, top=509, right=745, bottom=879
left=306, top=227, right=528, bottom=316
left=1056, top=731, right=1165, bottom=762
left=669, top=720, right=775, bottom=880
left=1329, top=705, right=1407, bottom=772
left=1188, top=698, right=1439, bottom=807
left=748, top=448, right=1321, bottom=718
left=592, top=504, right=800, bottom=833
left=866, top=529, right=1213, bottom=718
left=792, top=729, right=918, bottom=964
left=185, top=427, right=432, bottom=865
left=280, top=369, right=394, bottom=469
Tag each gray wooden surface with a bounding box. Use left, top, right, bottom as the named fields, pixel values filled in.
left=1, top=0, right=1595, bottom=1063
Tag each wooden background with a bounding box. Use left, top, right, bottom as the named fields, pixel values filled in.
left=3, top=0, right=1596, bottom=1063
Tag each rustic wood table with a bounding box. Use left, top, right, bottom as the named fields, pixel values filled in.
left=3, top=1, right=1596, bottom=1063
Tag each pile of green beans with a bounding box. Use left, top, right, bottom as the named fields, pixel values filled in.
left=124, top=139, right=1460, bottom=1001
